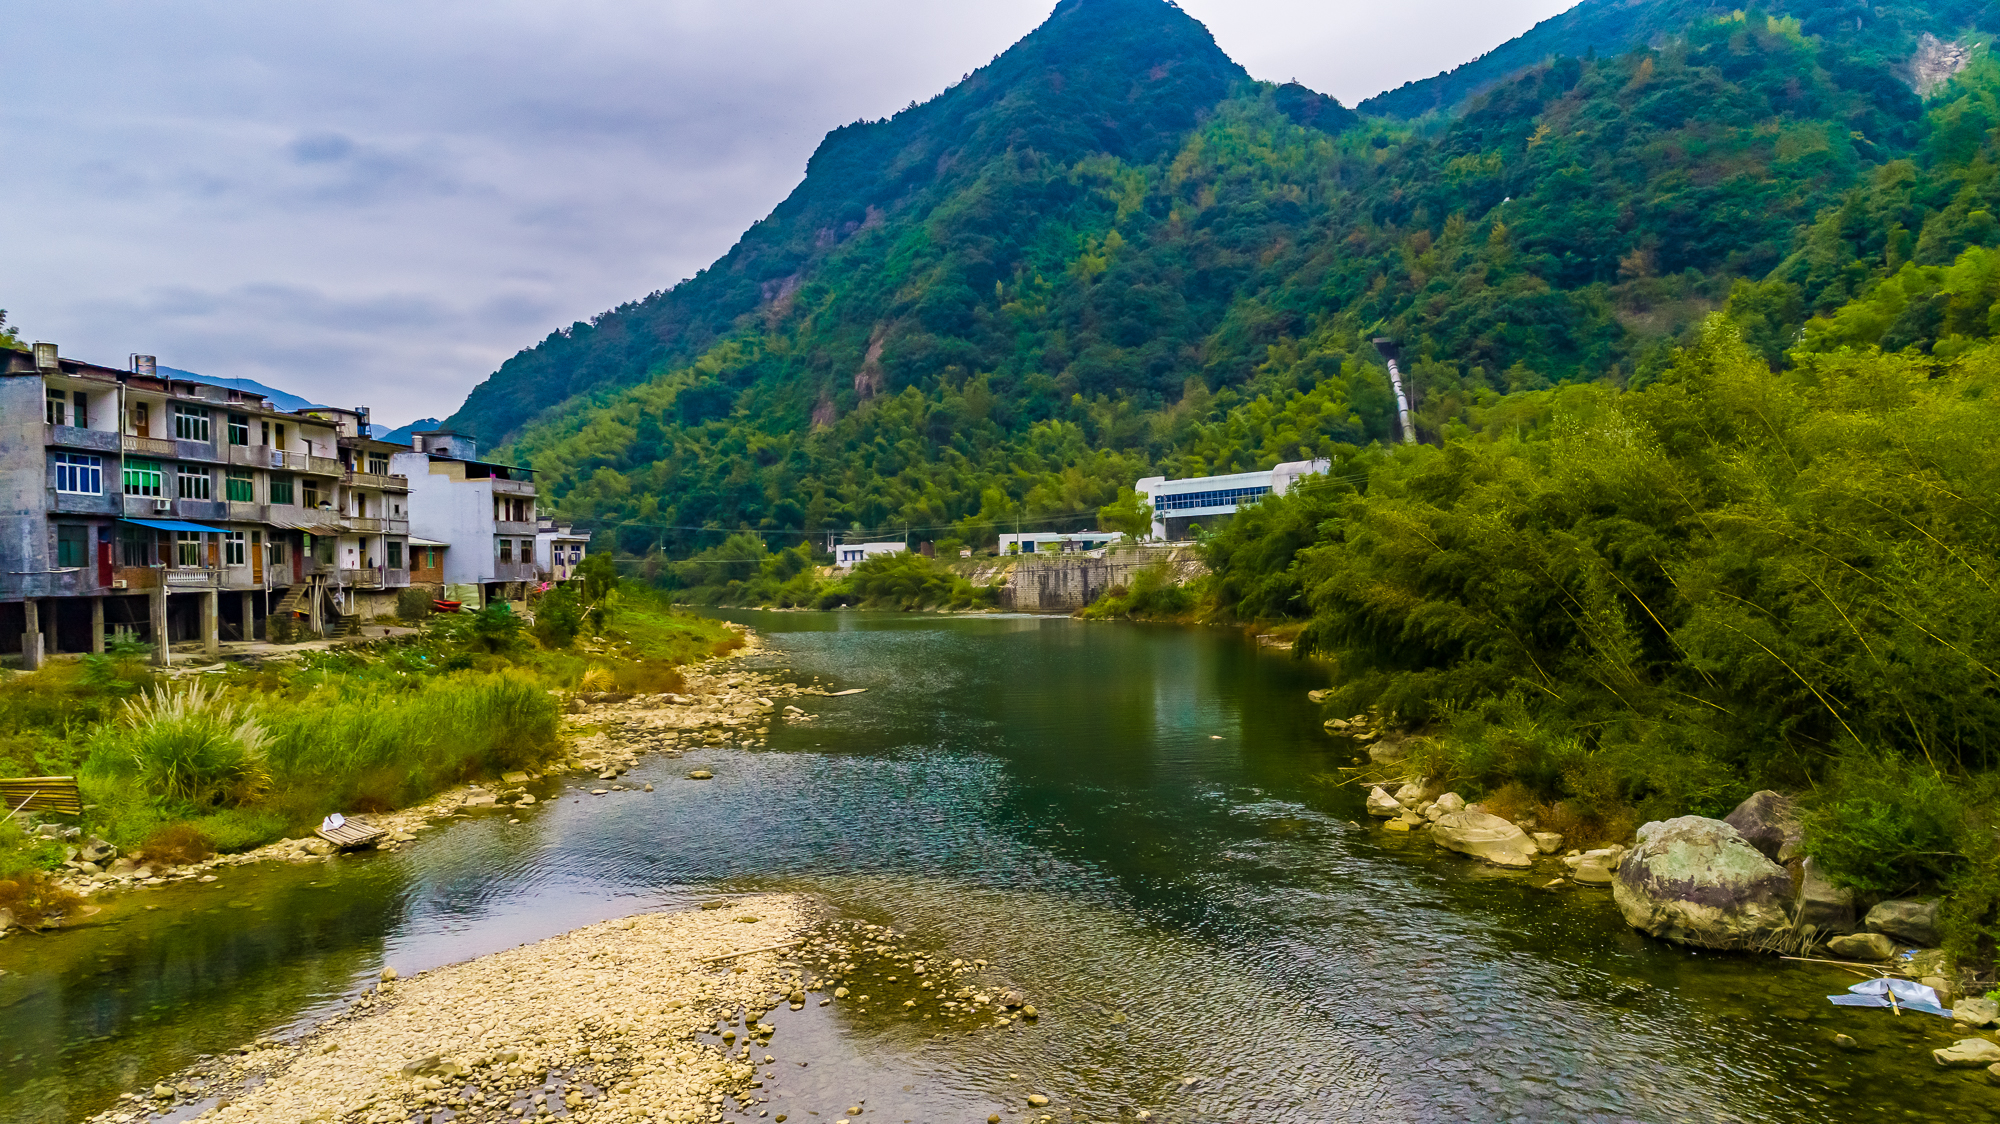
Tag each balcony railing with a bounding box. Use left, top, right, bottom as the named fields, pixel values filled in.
left=46, top=424, right=121, bottom=453
left=491, top=478, right=536, bottom=496
left=343, top=470, right=408, bottom=491
left=123, top=435, right=180, bottom=458
left=163, top=568, right=221, bottom=590
left=263, top=449, right=345, bottom=476
left=495, top=520, right=535, bottom=536
left=122, top=495, right=226, bottom=521
left=346, top=516, right=383, bottom=532
left=338, top=568, right=384, bottom=589
left=491, top=561, right=538, bottom=583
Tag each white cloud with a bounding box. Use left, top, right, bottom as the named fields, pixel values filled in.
left=0, top=0, right=1575, bottom=427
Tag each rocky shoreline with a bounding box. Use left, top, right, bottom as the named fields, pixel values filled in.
left=6, top=627, right=858, bottom=933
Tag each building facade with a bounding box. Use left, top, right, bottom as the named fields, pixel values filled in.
left=534, top=519, right=591, bottom=583
left=833, top=541, right=906, bottom=569
left=392, top=431, right=539, bottom=607
left=1134, top=459, right=1330, bottom=541
left=1, top=344, right=411, bottom=666
left=998, top=531, right=1118, bottom=555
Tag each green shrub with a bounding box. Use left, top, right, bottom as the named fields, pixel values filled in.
left=1805, top=750, right=1970, bottom=893
left=101, top=680, right=270, bottom=810
left=531, top=587, right=584, bottom=649
left=818, top=551, right=996, bottom=610
left=1080, top=561, right=1194, bottom=619
left=396, top=587, right=435, bottom=622
left=469, top=602, right=525, bottom=652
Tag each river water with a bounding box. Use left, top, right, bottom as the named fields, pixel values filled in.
left=0, top=613, right=1992, bottom=1123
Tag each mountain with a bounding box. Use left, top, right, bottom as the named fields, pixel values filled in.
left=445, top=0, right=1247, bottom=445
left=162, top=366, right=322, bottom=414
left=439, top=0, right=2000, bottom=559
left=373, top=417, right=442, bottom=445
left=1360, top=0, right=1995, bottom=118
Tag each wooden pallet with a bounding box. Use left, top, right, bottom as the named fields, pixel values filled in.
left=314, top=816, right=387, bottom=850
left=1, top=776, right=83, bottom=817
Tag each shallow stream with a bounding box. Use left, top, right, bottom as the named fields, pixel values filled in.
left=2, top=613, right=1995, bottom=1122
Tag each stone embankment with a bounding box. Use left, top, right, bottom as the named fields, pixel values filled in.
left=8, top=630, right=853, bottom=929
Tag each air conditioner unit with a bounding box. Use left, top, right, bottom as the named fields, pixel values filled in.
left=152, top=499, right=171, bottom=513
left=111, top=579, right=128, bottom=589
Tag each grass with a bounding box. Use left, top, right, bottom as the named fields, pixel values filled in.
left=0, top=583, right=737, bottom=880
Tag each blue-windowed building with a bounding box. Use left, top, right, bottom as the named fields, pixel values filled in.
left=1134, top=459, right=1329, bottom=541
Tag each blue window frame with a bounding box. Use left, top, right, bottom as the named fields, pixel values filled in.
left=1153, top=485, right=1269, bottom=513
left=53, top=453, right=103, bottom=495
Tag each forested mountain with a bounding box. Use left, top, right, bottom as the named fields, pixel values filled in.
left=442, top=0, right=2000, bottom=556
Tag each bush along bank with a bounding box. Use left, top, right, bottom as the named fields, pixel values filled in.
left=661, top=534, right=1002, bottom=611
left=0, top=586, right=740, bottom=932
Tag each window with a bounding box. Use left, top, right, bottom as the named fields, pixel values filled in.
left=120, top=525, right=155, bottom=567
left=46, top=390, right=66, bottom=425
left=273, top=423, right=286, bottom=450
left=177, top=464, right=211, bottom=500
left=499, top=539, right=513, bottom=563
left=302, top=479, right=321, bottom=508
left=260, top=421, right=270, bottom=446
left=387, top=540, right=402, bottom=569
left=270, top=474, right=294, bottom=505
left=123, top=459, right=164, bottom=497
left=226, top=470, right=254, bottom=503
left=132, top=401, right=150, bottom=437
left=174, top=405, right=211, bottom=442
left=367, top=453, right=389, bottom=475
left=268, top=538, right=288, bottom=565
left=224, top=531, right=246, bottom=566
left=1152, top=485, right=1271, bottom=513
left=56, top=525, right=87, bottom=568
left=53, top=453, right=102, bottom=495
left=72, top=391, right=88, bottom=429
left=522, top=539, right=535, bottom=561
left=176, top=532, right=203, bottom=567
left=228, top=413, right=250, bottom=446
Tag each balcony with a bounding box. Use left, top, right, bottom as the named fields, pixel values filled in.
left=46, top=424, right=121, bottom=453
left=122, top=435, right=225, bottom=463
left=53, top=491, right=120, bottom=516
left=491, top=478, right=536, bottom=496
left=228, top=502, right=269, bottom=523
left=338, top=568, right=384, bottom=589
left=112, top=567, right=160, bottom=591
left=163, top=568, right=221, bottom=591
left=266, top=449, right=345, bottom=477
left=345, top=516, right=383, bottom=532
left=121, top=495, right=227, bottom=521
left=123, top=435, right=180, bottom=458
left=344, top=470, right=408, bottom=491
left=495, top=520, right=535, bottom=536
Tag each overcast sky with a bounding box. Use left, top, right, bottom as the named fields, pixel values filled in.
left=2, top=0, right=1573, bottom=427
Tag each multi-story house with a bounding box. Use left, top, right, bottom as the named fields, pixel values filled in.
left=1, top=344, right=412, bottom=667
left=533, top=519, right=591, bottom=583
left=392, top=431, right=540, bottom=608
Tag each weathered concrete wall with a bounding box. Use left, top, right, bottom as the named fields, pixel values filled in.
left=996, top=544, right=1205, bottom=612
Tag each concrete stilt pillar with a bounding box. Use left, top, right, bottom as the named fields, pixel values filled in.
left=150, top=587, right=170, bottom=668
left=21, top=600, right=42, bottom=671
left=202, top=590, right=220, bottom=656
left=240, top=590, right=256, bottom=643
left=90, top=597, right=105, bottom=655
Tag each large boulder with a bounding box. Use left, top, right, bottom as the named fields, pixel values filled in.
left=1866, top=899, right=1939, bottom=947
left=1365, top=787, right=1402, bottom=818
left=1826, top=932, right=1895, bottom=961
left=1432, top=811, right=1537, bottom=868
left=1722, top=791, right=1803, bottom=863
left=1793, top=857, right=1856, bottom=934
left=1612, top=817, right=1793, bottom=949
left=1935, top=1039, right=2000, bottom=1068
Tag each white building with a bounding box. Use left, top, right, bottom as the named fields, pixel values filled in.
left=999, top=531, right=1118, bottom=555
left=834, top=541, right=906, bottom=569
left=1135, top=459, right=1329, bottom=541
left=390, top=430, right=539, bottom=607
left=535, top=519, right=591, bottom=582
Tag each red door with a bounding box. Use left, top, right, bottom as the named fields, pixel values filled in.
left=293, top=536, right=303, bottom=582
left=97, top=528, right=114, bottom=588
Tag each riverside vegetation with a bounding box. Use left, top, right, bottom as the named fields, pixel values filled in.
left=0, top=571, right=738, bottom=928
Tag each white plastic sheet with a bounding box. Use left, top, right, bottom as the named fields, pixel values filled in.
left=1826, top=977, right=1951, bottom=1017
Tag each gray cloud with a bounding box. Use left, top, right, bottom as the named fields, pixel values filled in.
left=0, top=0, right=1572, bottom=428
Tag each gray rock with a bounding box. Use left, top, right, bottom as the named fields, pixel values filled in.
left=1433, top=792, right=1466, bottom=815
left=1722, top=790, right=1803, bottom=863
left=1572, top=860, right=1616, bottom=886
left=1365, top=787, right=1402, bottom=818
left=79, top=837, right=117, bottom=864
left=1532, top=832, right=1563, bottom=854
left=1934, top=1038, right=2000, bottom=1067
left=687, top=770, right=715, bottom=780
left=1825, top=932, right=1895, bottom=961
left=1392, top=782, right=1426, bottom=806
left=1866, top=899, right=1939, bottom=947
left=1954, top=998, right=2000, bottom=1028
left=1793, top=857, right=1855, bottom=933
left=1431, top=811, right=1537, bottom=868
left=1611, top=817, right=1792, bottom=949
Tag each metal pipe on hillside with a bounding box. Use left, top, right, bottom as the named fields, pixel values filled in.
left=1372, top=338, right=1415, bottom=445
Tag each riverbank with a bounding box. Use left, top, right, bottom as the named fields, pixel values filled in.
left=0, top=593, right=750, bottom=929
left=89, top=895, right=815, bottom=1124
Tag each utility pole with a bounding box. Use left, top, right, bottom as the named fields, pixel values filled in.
left=1373, top=337, right=1415, bottom=445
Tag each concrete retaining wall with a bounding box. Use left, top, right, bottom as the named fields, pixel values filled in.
left=996, top=545, right=1204, bottom=612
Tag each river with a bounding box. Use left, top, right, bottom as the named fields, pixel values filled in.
left=0, top=613, right=1989, bottom=1122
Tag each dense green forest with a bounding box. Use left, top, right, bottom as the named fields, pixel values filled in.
left=450, top=0, right=2000, bottom=562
